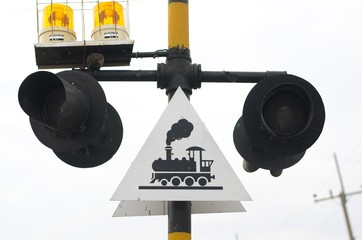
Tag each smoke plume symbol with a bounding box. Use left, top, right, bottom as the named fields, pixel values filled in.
left=166, top=119, right=194, bottom=145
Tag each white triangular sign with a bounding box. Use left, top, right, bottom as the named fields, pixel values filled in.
left=112, top=87, right=251, bottom=201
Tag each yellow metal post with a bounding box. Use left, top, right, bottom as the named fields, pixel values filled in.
left=168, top=2, right=192, bottom=240
left=168, top=201, right=191, bottom=240
left=168, top=0, right=189, bottom=49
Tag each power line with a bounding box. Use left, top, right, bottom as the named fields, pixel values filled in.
left=294, top=208, right=340, bottom=240
left=314, top=153, right=362, bottom=240
left=268, top=203, right=316, bottom=240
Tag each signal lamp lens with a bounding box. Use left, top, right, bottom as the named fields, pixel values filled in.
left=262, top=87, right=310, bottom=137
left=43, top=89, right=65, bottom=128
left=93, top=2, right=125, bottom=28
left=42, top=4, right=74, bottom=30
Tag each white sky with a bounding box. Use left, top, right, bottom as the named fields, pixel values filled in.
left=1, top=0, right=362, bottom=239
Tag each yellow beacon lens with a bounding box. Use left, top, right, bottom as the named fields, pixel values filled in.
left=92, top=2, right=128, bottom=40
left=42, top=4, right=74, bottom=30
left=39, top=4, right=76, bottom=42
left=94, top=2, right=125, bottom=28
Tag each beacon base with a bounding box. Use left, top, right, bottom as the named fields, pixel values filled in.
left=35, top=40, right=134, bottom=69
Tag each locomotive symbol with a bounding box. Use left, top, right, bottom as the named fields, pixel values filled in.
left=150, top=145, right=215, bottom=187
left=139, top=118, right=222, bottom=190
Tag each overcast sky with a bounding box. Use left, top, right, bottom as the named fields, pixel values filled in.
left=1, top=0, right=362, bottom=239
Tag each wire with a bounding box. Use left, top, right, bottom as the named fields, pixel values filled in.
left=311, top=155, right=340, bottom=197
left=341, top=137, right=362, bottom=184
left=266, top=203, right=316, bottom=240
left=293, top=208, right=340, bottom=240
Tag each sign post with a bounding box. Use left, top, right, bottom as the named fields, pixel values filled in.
left=167, top=1, right=193, bottom=239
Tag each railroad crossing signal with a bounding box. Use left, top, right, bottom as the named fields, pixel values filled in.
left=233, top=74, right=325, bottom=177
left=17, top=0, right=326, bottom=239
left=18, top=70, right=123, bottom=168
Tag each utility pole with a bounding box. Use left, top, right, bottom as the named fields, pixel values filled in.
left=314, top=153, right=362, bottom=240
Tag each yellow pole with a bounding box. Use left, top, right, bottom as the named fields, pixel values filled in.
left=168, top=0, right=189, bottom=49
left=168, top=232, right=191, bottom=240
left=168, top=4, right=192, bottom=239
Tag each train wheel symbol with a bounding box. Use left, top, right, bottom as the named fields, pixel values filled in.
left=198, top=177, right=207, bottom=186
left=185, top=177, right=194, bottom=186
left=161, top=179, right=168, bottom=186
left=171, top=177, right=181, bottom=186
